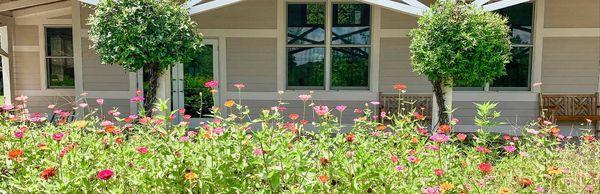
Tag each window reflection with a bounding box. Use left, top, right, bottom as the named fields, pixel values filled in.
left=287, top=47, right=325, bottom=88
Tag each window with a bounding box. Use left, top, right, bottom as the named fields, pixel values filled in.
left=287, top=3, right=371, bottom=90
left=45, top=28, right=74, bottom=88
left=455, top=3, right=533, bottom=91
left=490, top=3, right=533, bottom=90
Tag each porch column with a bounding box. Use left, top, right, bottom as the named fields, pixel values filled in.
left=0, top=17, right=14, bottom=104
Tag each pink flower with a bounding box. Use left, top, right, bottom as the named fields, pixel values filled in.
left=52, top=133, right=64, bottom=142
left=335, top=105, right=347, bottom=112
left=298, top=94, right=312, bottom=102
left=408, top=156, right=418, bottom=163
left=100, top=120, right=114, bottom=127
left=2, top=104, right=14, bottom=111
left=535, top=186, right=544, bottom=193
left=527, top=129, right=539, bottom=135
left=253, top=148, right=264, bottom=156
left=204, top=80, right=219, bottom=89
left=130, top=96, right=144, bottom=103
left=97, top=169, right=114, bottom=180
left=213, top=127, right=224, bottom=134
left=14, top=131, right=24, bottom=139
left=180, top=136, right=190, bottom=142
left=503, top=145, right=516, bottom=153
left=434, top=169, right=444, bottom=177
left=422, top=186, right=441, bottom=194
left=476, top=146, right=491, bottom=154
left=233, top=83, right=245, bottom=89
left=533, top=82, right=543, bottom=87
left=96, top=99, right=104, bottom=105
left=457, top=133, right=467, bottom=141
left=395, top=165, right=404, bottom=172
left=354, top=108, right=363, bottom=114
left=184, top=115, right=192, bottom=121
left=370, top=101, right=380, bottom=105
left=178, top=108, right=185, bottom=115
left=78, top=103, right=88, bottom=108
left=136, top=147, right=149, bottom=154
left=47, top=104, right=56, bottom=109
left=429, top=133, right=449, bottom=143
left=380, top=111, right=387, bottom=118
left=313, top=105, right=329, bottom=116
left=15, top=95, right=28, bottom=101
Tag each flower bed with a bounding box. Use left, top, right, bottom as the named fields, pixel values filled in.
left=0, top=84, right=598, bottom=193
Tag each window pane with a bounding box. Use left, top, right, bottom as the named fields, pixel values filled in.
left=496, top=3, right=533, bottom=45
left=287, top=47, right=325, bottom=88
left=287, top=4, right=325, bottom=45
left=47, top=58, right=75, bottom=88
left=491, top=47, right=532, bottom=88
left=332, top=4, right=370, bottom=45
left=46, top=28, right=73, bottom=57
left=331, top=47, right=369, bottom=88
left=183, top=45, right=214, bottom=118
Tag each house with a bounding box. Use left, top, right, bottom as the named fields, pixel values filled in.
left=0, top=0, right=598, bottom=135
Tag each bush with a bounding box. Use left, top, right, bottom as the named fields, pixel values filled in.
left=0, top=86, right=598, bottom=193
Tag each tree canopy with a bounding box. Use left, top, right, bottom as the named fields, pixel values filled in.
left=88, top=0, right=203, bottom=72
left=409, top=0, right=512, bottom=87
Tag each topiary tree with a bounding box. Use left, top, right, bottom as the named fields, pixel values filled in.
left=409, top=0, right=511, bottom=126
left=88, top=0, right=203, bottom=114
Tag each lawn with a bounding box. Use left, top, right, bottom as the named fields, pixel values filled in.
left=0, top=86, right=598, bottom=193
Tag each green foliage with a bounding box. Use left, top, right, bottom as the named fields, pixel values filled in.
left=88, top=0, right=203, bottom=72
left=409, top=0, right=512, bottom=86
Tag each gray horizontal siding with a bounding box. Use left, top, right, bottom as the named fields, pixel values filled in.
left=541, top=37, right=600, bottom=93
left=545, top=0, right=600, bottom=28
left=232, top=100, right=370, bottom=124
left=82, top=39, right=130, bottom=91
left=191, top=0, right=276, bottom=29
left=226, top=38, right=277, bottom=92
left=379, top=38, right=432, bottom=93
left=452, top=101, right=539, bottom=126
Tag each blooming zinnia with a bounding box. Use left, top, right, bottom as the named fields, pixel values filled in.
left=313, top=105, right=329, bottom=116
left=318, top=175, right=329, bottom=184
left=40, top=167, right=57, bottom=180
left=434, top=169, right=444, bottom=177
left=8, top=149, right=24, bottom=160
left=136, top=147, right=149, bottom=155
left=52, top=132, right=64, bottom=142
left=185, top=172, right=198, bottom=180
left=204, top=80, right=219, bottom=88
left=478, top=163, right=493, bottom=174
left=97, top=169, right=114, bottom=180
left=298, top=94, right=311, bottom=102
left=429, top=133, right=449, bottom=143
left=393, top=84, right=407, bottom=91
left=335, top=105, right=347, bottom=112
left=456, top=133, right=467, bottom=141
left=503, top=145, right=516, bottom=153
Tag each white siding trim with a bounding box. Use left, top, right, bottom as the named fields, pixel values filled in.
left=199, top=29, right=277, bottom=38
left=1, top=26, right=12, bottom=103
left=472, top=0, right=491, bottom=6
left=225, top=91, right=379, bottom=101
left=401, top=0, right=429, bottom=10
left=188, top=0, right=245, bottom=15
left=370, top=7, right=381, bottom=93
left=73, top=0, right=84, bottom=116
left=453, top=91, right=538, bottom=102
left=543, top=28, right=600, bottom=37
left=13, top=46, right=39, bottom=52
left=356, top=0, right=424, bottom=17
left=531, top=0, right=544, bottom=93
left=15, top=90, right=75, bottom=96
left=482, top=0, right=532, bottom=11
left=276, top=0, right=285, bottom=91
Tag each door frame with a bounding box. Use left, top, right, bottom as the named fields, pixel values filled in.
left=171, top=39, right=220, bottom=122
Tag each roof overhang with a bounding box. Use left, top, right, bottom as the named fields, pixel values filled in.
left=78, top=0, right=533, bottom=16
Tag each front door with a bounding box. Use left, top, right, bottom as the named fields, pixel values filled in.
left=171, top=39, right=219, bottom=123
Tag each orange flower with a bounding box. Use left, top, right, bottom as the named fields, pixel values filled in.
left=8, top=149, right=23, bottom=160
left=550, top=127, right=560, bottom=134
left=438, top=125, right=451, bottom=133
left=40, top=167, right=57, bottom=180
left=115, top=137, right=123, bottom=144
left=346, top=133, right=355, bottom=143
left=411, top=137, right=418, bottom=144
left=185, top=172, right=198, bottom=180
left=224, top=100, right=236, bottom=108
left=318, top=174, right=329, bottom=184
left=319, top=157, right=331, bottom=166
left=288, top=113, right=299, bottom=121
left=497, top=187, right=511, bottom=194
left=203, top=132, right=211, bottom=140
left=376, top=124, right=387, bottom=131
left=104, top=125, right=117, bottom=134
left=547, top=166, right=563, bottom=175
left=519, top=177, right=533, bottom=187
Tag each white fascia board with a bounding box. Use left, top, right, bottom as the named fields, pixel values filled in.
left=471, top=0, right=491, bottom=6
left=358, top=0, right=425, bottom=16
left=482, top=0, right=531, bottom=11
left=188, top=0, right=244, bottom=15
left=184, top=0, right=204, bottom=9
left=401, top=0, right=429, bottom=10
left=78, top=0, right=99, bottom=6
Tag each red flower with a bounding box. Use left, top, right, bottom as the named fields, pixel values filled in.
left=438, top=125, right=451, bottom=133
left=288, top=114, right=299, bottom=121
left=391, top=155, right=399, bottom=163
left=319, top=157, right=331, bottom=166
left=318, top=174, right=329, bottom=184
left=393, top=84, right=407, bottom=91
left=434, top=169, right=444, bottom=177
left=115, top=138, right=123, bottom=144
left=346, top=133, right=355, bottom=143
left=97, top=169, right=114, bottom=180
left=40, top=167, right=57, bottom=180
left=519, top=177, right=533, bottom=187
left=412, top=112, right=424, bottom=120
left=52, top=132, right=64, bottom=141
left=8, top=149, right=23, bottom=160
left=136, top=147, right=149, bottom=155
left=478, top=163, right=493, bottom=174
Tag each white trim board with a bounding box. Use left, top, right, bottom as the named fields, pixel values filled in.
left=543, top=28, right=600, bottom=38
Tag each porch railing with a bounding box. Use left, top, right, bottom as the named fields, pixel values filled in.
left=379, top=93, right=432, bottom=120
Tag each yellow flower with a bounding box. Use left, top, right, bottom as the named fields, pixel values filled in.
left=224, top=100, right=236, bottom=108
left=184, top=172, right=198, bottom=180
left=547, top=166, right=563, bottom=175
left=497, top=187, right=512, bottom=194
left=72, top=120, right=88, bottom=129
left=440, top=182, right=454, bottom=193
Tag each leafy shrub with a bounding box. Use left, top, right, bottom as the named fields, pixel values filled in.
left=0, top=86, right=598, bottom=193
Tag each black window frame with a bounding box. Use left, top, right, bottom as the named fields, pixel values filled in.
left=45, top=27, right=75, bottom=89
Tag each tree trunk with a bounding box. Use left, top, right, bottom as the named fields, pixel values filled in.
left=433, top=79, right=452, bottom=126
left=143, top=63, right=162, bottom=117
